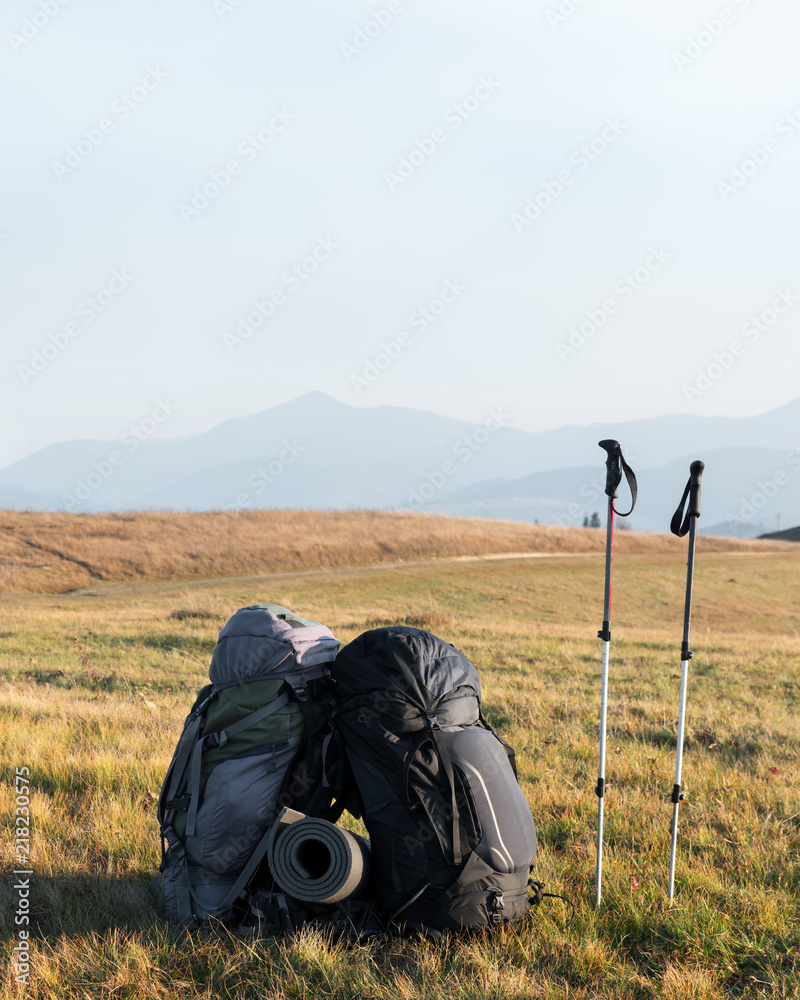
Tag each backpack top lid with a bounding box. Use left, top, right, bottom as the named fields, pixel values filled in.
left=333, top=626, right=481, bottom=727
left=209, top=604, right=339, bottom=689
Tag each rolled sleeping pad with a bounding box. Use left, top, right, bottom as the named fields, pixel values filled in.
left=267, top=807, right=371, bottom=905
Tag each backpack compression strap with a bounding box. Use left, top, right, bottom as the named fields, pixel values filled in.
left=403, top=722, right=463, bottom=867
left=162, top=820, right=282, bottom=926
left=478, top=709, right=517, bottom=779
left=158, top=687, right=216, bottom=828
left=430, top=725, right=462, bottom=866
left=185, top=692, right=291, bottom=837
left=382, top=650, right=466, bottom=867
left=207, top=823, right=279, bottom=917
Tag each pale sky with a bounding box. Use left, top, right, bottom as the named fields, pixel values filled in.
left=2, top=0, right=799, bottom=468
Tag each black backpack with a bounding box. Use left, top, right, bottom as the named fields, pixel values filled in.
left=331, top=626, right=538, bottom=934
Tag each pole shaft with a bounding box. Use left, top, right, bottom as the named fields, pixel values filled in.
left=668, top=514, right=698, bottom=899
left=667, top=656, right=689, bottom=898
left=596, top=497, right=615, bottom=908
left=596, top=801, right=605, bottom=907
left=596, top=637, right=610, bottom=907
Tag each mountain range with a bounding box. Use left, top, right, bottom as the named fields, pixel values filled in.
left=3, top=392, right=799, bottom=536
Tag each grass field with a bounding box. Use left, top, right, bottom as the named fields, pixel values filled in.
left=0, top=509, right=787, bottom=594
left=1, top=515, right=799, bottom=998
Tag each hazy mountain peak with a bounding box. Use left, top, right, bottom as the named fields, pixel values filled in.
left=1, top=394, right=798, bottom=536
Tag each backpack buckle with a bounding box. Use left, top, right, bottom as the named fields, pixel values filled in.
left=164, top=795, right=190, bottom=811
left=489, top=890, right=504, bottom=924
left=205, top=731, right=228, bottom=750
left=528, top=880, right=545, bottom=905
left=163, top=827, right=186, bottom=865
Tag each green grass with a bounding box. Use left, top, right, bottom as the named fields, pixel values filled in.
left=1, top=548, right=799, bottom=998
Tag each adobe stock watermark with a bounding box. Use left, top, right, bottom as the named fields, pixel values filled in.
left=221, top=440, right=306, bottom=511
left=349, top=278, right=466, bottom=394
left=552, top=474, right=608, bottom=529
left=725, top=446, right=800, bottom=523
left=341, top=0, right=404, bottom=63
left=394, top=407, right=511, bottom=512
left=61, top=398, right=179, bottom=511
left=672, top=0, right=754, bottom=72
left=717, top=104, right=800, bottom=201
left=179, top=110, right=296, bottom=222
left=682, top=289, right=797, bottom=401
left=384, top=75, right=501, bottom=191
left=546, top=0, right=593, bottom=31
left=214, top=0, right=250, bottom=19
left=555, top=247, right=671, bottom=361
left=52, top=66, right=169, bottom=180
left=18, top=268, right=134, bottom=386
left=12, top=766, right=32, bottom=986
left=8, top=0, right=72, bottom=52
left=223, top=236, right=340, bottom=353
left=510, top=118, right=628, bottom=233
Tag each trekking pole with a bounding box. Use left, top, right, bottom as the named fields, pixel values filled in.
left=595, top=440, right=637, bottom=909
left=667, top=459, right=704, bottom=901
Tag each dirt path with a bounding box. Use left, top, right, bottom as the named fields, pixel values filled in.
left=9, top=544, right=793, bottom=601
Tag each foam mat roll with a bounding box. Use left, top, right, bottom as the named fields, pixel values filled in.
left=267, top=808, right=371, bottom=905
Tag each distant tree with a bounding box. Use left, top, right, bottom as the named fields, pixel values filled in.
left=582, top=515, right=590, bottom=528
left=590, top=512, right=601, bottom=528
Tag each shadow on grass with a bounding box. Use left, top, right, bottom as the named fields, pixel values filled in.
left=0, top=872, right=156, bottom=940
left=632, top=726, right=763, bottom=764
left=2, top=873, right=794, bottom=999
left=20, top=667, right=122, bottom=693
left=107, top=633, right=216, bottom=654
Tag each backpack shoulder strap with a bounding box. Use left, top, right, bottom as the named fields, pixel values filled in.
left=288, top=681, right=317, bottom=774
left=300, top=726, right=354, bottom=822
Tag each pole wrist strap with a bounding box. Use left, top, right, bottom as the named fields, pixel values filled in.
left=612, top=452, right=638, bottom=517
left=670, top=478, right=694, bottom=537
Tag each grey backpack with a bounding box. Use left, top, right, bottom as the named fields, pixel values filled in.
left=150, top=605, right=343, bottom=928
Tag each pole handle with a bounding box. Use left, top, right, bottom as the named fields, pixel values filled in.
left=598, top=440, right=637, bottom=516
left=598, top=439, right=621, bottom=499
left=671, top=461, right=705, bottom=537
left=688, top=460, right=704, bottom=519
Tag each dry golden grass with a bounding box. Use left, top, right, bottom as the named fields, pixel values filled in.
left=0, top=508, right=792, bottom=594
left=0, top=517, right=798, bottom=997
